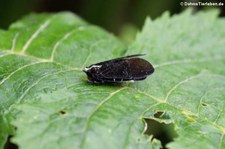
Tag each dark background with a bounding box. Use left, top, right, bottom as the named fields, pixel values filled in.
left=0, top=0, right=224, bottom=35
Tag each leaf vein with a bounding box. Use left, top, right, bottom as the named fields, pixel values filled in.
left=122, top=102, right=161, bottom=148
left=213, top=103, right=225, bottom=124
left=81, top=39, right=107, bottom=69
left=79, top=87, right=128, bottom=148
left=154, top=57, right=225, bottom=69
left=132, top=88, right=164, bottom=103
left=0, top=53, right=13, bottom=59
left=21, top=19, right=51, bottom=53
left=134, top=87, right=225, bottom=134
left=7, top=69, right=79, bottom=112
left=0, top=50, right=83, bottom=70
left=219, top=133, right=225, bottom=149
left=50, top=29, right=78, bottom=61
left=11, top=32, right=20, bottom=51
left=0, top=61, right=51, bottom=86
left=165, top=74, right=201, bottom=102
left=196, top=92, right=207, bottom=116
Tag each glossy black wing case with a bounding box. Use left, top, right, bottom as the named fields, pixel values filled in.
left=83, top=54, right=154, bottom=84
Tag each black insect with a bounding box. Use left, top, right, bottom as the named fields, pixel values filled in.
left=83, top=54, right=154, bottom=84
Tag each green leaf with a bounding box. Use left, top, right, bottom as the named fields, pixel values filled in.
left=0, top=9, right=225, bottom=149
left=128, top=9, right=225, bottom=148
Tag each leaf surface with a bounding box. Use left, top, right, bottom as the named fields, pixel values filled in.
left=0, top=10, right=225, bottom=149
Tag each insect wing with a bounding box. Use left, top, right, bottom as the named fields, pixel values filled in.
left=125, top=58, right=154, bottom=79
left=93, top=54, right=145, bottom=66
left=97, top=58, right=154, bottom=82
left=97, top=59, right=129, bottom=82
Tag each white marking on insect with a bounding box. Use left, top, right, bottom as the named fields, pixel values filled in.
left=90, top=65, right=102, bottom=69
left=84, top=65, right=102, bottom=72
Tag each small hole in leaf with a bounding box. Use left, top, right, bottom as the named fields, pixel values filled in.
left=153, top=111, right=164, bottom=118
left=201, top=103, right=207, bottom=107
left=4, top=135, right=18, bottom=149
left=59, top=110, right=66, bottom=115
left=144, top=118, right=177, bottom=148
left=153, top=111, right=171, bottom=120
